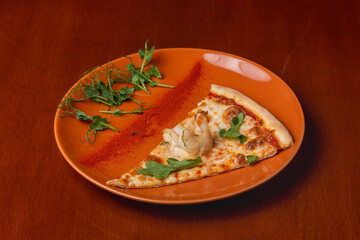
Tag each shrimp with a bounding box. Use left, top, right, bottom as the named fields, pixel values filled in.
left=165, top=111, right=213, bottom=155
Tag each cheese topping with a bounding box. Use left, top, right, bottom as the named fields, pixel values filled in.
left=106, top=86, right=292, bottom=189
left=153, top=96, right=277, bottom=164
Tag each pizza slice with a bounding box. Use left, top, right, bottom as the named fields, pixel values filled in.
left=106, top=84, right=293, bottom=188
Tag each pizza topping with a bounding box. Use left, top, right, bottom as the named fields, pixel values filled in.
left=219, top=112, right=247, bottom=143
left=246, top=155, right=258, bottom=165
left=160, top=141, right=169, bottom=145
left=247, top=126, right=262, bottom=138
left=245, top=138, right=258, bottom=150
left=137, top=157, right=202, bottom=179
left=245, top=130, right=274, bottom=150
left=209, top=93, right=236, bottom=105
left=239, top=134, right=248, bottom=144
left=209, top=93, right=262, bottom=124
left=106, top=85, right=294, bottom=189
left=233, top=154, right=247, bottom=165
left=267, top=134, right=281, bottom=149
left=168, top=111, right=213, bottom=155
left=223, top=106, right=244, bottom=126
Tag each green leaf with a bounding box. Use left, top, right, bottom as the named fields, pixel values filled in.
left=239, top=134, right=247, bottom=144
left=101, top=89, right=113, bottom=102
left=84, top=86, right=99, bottom=98
left=230, top=112, right=244, bottom=128
left=90, top=115, right=110, bottom=131
left=138, top=39, right=149, bottom=59
left=148, top=65, right=162, bottom=78
left=119, top=86, right=135, bottom=95
left=96, top=81, right=106, bottom=89
left=167, top=156, right=202, bottom=170
left=138, top=49, right=145, bottom=59
left=219, top=112, right=245, bottom=139
left=57, top=40, right=172, bottom=144
left=145, top=46, right=155, bottom=61
left=137, top=157, right=202, bottom=179
left=113, top=93, right=128, bottom=105
left=131, top=71, right=145, bottom=84
left=142, top=71, right=151, bottom=80
left=126, top=63, right=136, bottom=71
left=219, top=129, right=226, bottom=137
left=246, top=155, right=258, bottom=165
left=148, top=81, right=156, bottom=87
left=137, top=161, right=175, bottom=179
left=112, top=86, right=135, bottom=105
left=76, top=111, right=91, bottom=120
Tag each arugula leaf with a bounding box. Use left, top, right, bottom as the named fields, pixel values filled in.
left=219, top=112, right=244, bottom=139
left=138, top=39, right=149, bottom=59
left=119, top=86, right=135, bottom=95
left=75, top=111, right=92, bottom=120
left=137, top=157, right=203, bottom=179
left=146, top=46, right=155, bottom=61
left=90, top=115, right=116, bottom=131
left=246, top=155, right=258, bottom=165
left=138, top=39, right=154, bottom=62
left=137, top=161, right=174, bottom=179
left=85, top=115, right=118, bottom=143
left=112, top=86, right=136, bottom=105
left=101, top=88, right=115, bottom=104
left=57, top=40, right=174, bottom=143
left=219, top=129, right=226, bottom=137
left=148, top=65, right=162, bottom=78
left=167, top=157, right=202, bottom=170
left=138, top=49, right=145, bottom=59
left=126, top=63, right=136, bottom=71
left=239, top=134, right=247, bottom=144
left=84, top=86, right=99, bottom=98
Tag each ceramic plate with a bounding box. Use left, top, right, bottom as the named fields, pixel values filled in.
left=54, top=48, right=304, bottom=205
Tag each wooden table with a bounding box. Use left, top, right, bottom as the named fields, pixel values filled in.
left=1, top=0, right=359, bottom=239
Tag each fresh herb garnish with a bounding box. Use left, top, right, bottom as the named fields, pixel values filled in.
left=246, top=155, right=258, bottom=165
left=219, top=112, right=247, bottom=143
left=99, top=108, right=146, bottom=116
left=131, top=132, right=139, bottom=136
left=137, top=157, right=202, bottom=179
left=239, top=134, right=248, bottom=144
left=114, top=40, right=173, bottom=93
left=77, top=112, right=119, bottom=143
left=57, top=40, right=173, bottom=143
left=148, top=65, right=162, bottom=78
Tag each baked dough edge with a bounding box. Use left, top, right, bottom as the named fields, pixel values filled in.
left=210, top=84, right=294, bottom=149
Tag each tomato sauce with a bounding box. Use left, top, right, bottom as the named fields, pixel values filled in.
left=208, top=93, right=281, bottom=149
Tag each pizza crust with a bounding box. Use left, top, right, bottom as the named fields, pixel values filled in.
left=106, top=85, right=294, bottom=189
left=210, top=84, right=293, bottom=149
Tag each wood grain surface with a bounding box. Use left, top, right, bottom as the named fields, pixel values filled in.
left=1, top=0, right=359, bottom=239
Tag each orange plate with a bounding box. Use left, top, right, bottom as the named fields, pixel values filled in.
left=54, top=48, right=304, bottom=205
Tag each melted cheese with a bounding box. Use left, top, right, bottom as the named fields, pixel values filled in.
left=107, top=95, right=279, bottom=188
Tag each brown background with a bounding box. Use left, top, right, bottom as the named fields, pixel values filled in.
left=1, top=0, right=359, bottom=239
